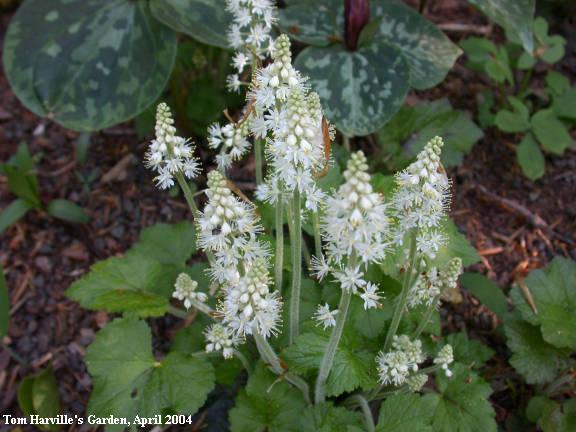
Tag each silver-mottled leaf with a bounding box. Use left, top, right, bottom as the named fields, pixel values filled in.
left=468, top=0, right=535, bottom=53
left=3, top=0, right=177, bottom=132
left=278, top=0, right=343, bottom=46
left=150, top=0, right=232, bottom=49
left=371, top=0, right=462, bottom=89
left=295, top=41, right=409, bottom=137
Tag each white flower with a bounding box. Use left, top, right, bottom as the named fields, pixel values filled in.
left=314, top=303, right=338, bottom=329
left=172, top=273, right=207, bottom=309
left=204, top=324, right=240, bottom=359
left=208, top=121, right=252, bottom=170
left=360, top=282, right=381, bottom=310
left=226, top=74, right=242, bottom=92
left=144, top=103, right=200, bottom=189
left=310, top=255, right=332, bottom=281
left=334, top=265, right=366, bottom=293
left=219, top=258, right=282, bottom=338
left=434, top=344, right=454, bottom=377
left=376, top=335, right=426, bottom=386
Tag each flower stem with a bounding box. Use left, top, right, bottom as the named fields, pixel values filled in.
left=347, top=395, right=375, bottom=432
left=383, top=230, right=418, bottom=353
left=314, top=288, right=353, bottom=404
left=254, top=138, right=264, bottom=185
left=289, top=189, right=302, bottom=344
left=275, top=197, right=284, bottom=292
left=312, top=210, right=322, bottom=258
left=168, top=305, right=189, bottom=319
left=234, top=350, right=252, bottom=375
left=254, top=333, right=311, bottom=404
left=413, top=295, right=440, bottom=340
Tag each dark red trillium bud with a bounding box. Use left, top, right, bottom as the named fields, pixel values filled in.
left=344, top=0, right=370, bottom=51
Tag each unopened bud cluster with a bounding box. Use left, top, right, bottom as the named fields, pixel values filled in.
left=204, top=323, right=239, bottom=359
left=434, top=344, right=454, bottom=377
left=144, top=103, right=200, bottom=189
left=173, top=273, right=207, bottom=309
left=376, top=335, right=425, bottom=386
left=408, top=257, right=463, bottom=308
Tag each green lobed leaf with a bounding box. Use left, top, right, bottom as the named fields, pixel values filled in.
left=282, top=330, right=378, bottom=397
left=495, top=97, right=531, bottom=133
left=0, top=266, right=8, bottom=339
left=467, top=0, right=535, bottom=53
left=46, top=199, right=89, bottom=224
left=150, top=0, right=232, bottom=48
left=130, top=221, right=197, bottom=266
left=460, top=272, right=508, bottom=318
left=3, top=0, right=177, bottom=132
left=539, top=399, right=576, bottom=432
left=443, top=332, right=495, bottom=368
left=504, top=313, right=571, bottom=384
left=300, top=403, right=364, bottom=432
left=86, top=317, right=214, bottom=431
left=376, top=393, right=436, bottom=431
left=229, top=363, right=307, bottom=432
left=18, top=368, right=62, bottom=431
left=430, top=364, right=497, bottom=432
left=510, top=256, right=576, bottom=349
left=531, top=109, right=572, bottom=155
left=553, top=88, right=576, bottom=120
left=516, top=133, right=545, bottom=180
left=295, top=40, right=409, bottom=137
left=0, top=198, right=34, bottom=235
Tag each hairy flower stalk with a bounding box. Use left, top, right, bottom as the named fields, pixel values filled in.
left=384, top=137, right=451, bottom=353
left=313, top=151, right=388, bottom=404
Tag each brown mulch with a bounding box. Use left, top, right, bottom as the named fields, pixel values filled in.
left=1, top=1, right=575, bottom=431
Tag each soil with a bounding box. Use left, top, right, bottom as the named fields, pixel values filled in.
left=0, top=1, right=574, bottom=431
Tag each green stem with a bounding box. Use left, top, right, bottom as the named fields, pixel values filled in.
left=254, top=138, right=264, bottom=185
left=383, top=230, right=418, bottom=353
left=289, top=189, right=302, bottom=344
left=275, top=197, right=284, bottom=292
left=234, top=350, right=253, bottom=375
left=413, top=295, right=440, bottom=340
left=254, top=334, right=311, bottom=404
left=314, top=287, right=353, bottom=404
left=349, top=395, right=375, bottom=432
left=175, top=172, right=216, bottom=266
left=312, top=210, right=322, bottom=259
left=417, top=364, right=443, bottom=375
left=342, top=134, right=351, bottom=151
left=168, top=305, right=189, bottom=319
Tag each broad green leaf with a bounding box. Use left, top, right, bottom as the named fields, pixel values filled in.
left=351, top=295, right=390, bottom=339
left=3, top=0, right=177, bottom=132
left=460, top=272, right=508, bottom=318
left=278, top=0, right=343, bottom=46
left=282, top=330, right=378, bottom=397
left=376, top=393, right=436, bottom=431
left=504, top=313, right=570, bottom=384
left=0, top=198, right=33, bottom=235
left=553, top=88, right=576, bottom=120
left=460, top=37, right=497, bottom=69
left=510, top=257, right=576, bottom=349
left=3, top=143, right=40, bottom=206
left=377, top=99, right=484, bottom=167
left=150, top=0, right=231, bottom=48
left=0, top=266, right=8, bottom=338
left=18, top=368, right=62, bottom=431
left=430, top=364, right=497, bottom=432
left=46, top=199, right=89, bottom=223
left=66, top=253, right=179, bottom=317
left=301, top=403, right=364, bottom=432
left=539, top=399, right=576, bottom=432
left=295, top=40, right=409, bottom=137
left=86, top=317, right=214, bottom=430
left=516, top=134, right=545, bottom=180
left=484, top=47, right=513, bottom=84
left=467, top=0, right=535, bottom=53
left=443, top=332, right=495, bottom=368
left=229, top=363, right=307, bottom=432
left=371, top=0, right=462, bottom=90
left=495, top=98, right=530, bottom=133
left=534, top=17, right=566, bottom=65
left=131, top=222, right=196, bottom=266
left=531, top=109, right=572, bottom=155
left=545, top=71, right=570, bottom=96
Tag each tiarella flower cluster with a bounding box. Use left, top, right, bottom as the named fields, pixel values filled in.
left=207, top=119, right=252, bottom=171
left=219, top=258, right=282, bottom=338
left=204, top=323, right=239, bottom=359
left=226, top=0, right=277, bottom=92
left=197, top=170, right=268, bottom=284
left=391, top=137, right=450, bottom=263
left=376, top=335, right=425, bottom=386
left=311, top=152, right=388, bottom=310
left=144, top=103, right=201, bottom=189
left=434, top=344, right=454, bottom=377
left=172, top=273, right=207, bottom=309
left=408, top=257, right=463, bottom=308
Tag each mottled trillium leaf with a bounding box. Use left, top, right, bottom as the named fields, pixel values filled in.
left=467, top=0, right=535, bottom=53
left=149, top=0, right=232, bottom=49
left=278, top=0, right=343, bottom=46
left=86, top=317, right=215, bottom=432
left=510, top=257, right=576, bottom=349
left=3, top=0, right=177, bottom=132
left=295, top=41, right=410, bottom=137
left=370, top=0, right=462, bottom=90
